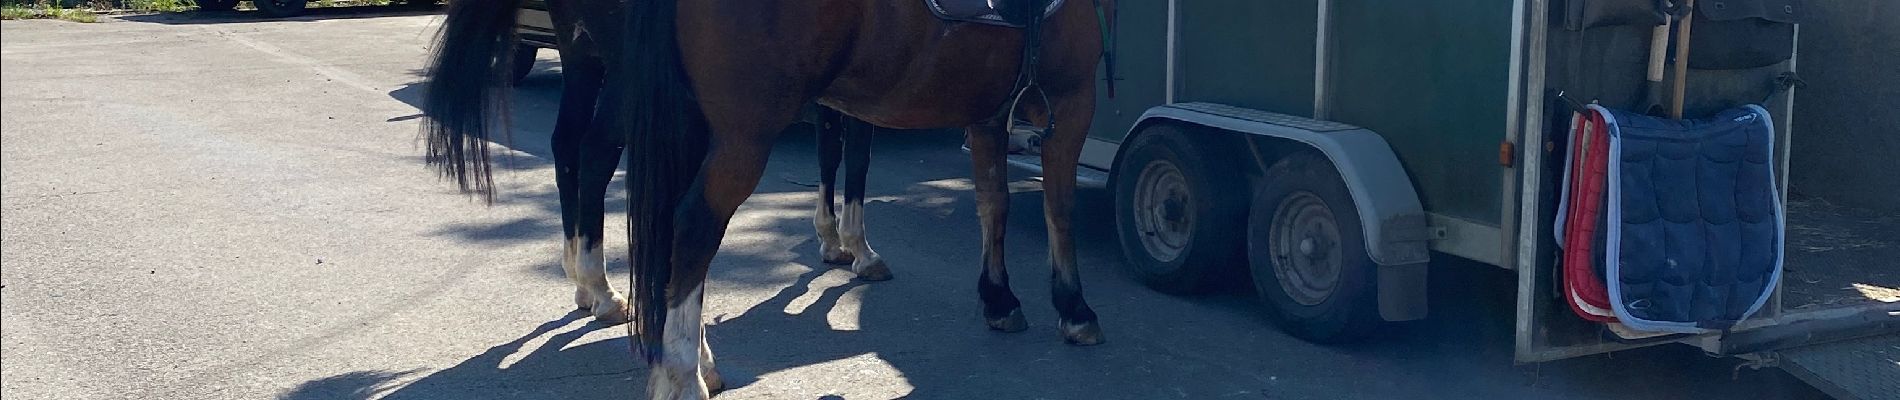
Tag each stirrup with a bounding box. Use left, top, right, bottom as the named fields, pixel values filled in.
left=1003, top=84, right=1053, bottom=156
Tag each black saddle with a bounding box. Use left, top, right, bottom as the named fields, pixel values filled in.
left=925, top=0, right=1065, bottom=28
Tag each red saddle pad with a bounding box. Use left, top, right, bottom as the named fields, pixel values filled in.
left=1559, top=110, right=1617, bottom=323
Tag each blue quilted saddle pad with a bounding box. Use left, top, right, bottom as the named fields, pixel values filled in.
left=1599, top=104, right=1784, bottom=334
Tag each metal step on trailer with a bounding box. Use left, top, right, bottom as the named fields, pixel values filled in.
left=958, top=145, right=1113, bottom=188
left=1776, top=332, right=1900, bottom=400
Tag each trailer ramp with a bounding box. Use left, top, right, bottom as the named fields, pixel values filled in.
left=1779, top=333, right=1900, bottom=400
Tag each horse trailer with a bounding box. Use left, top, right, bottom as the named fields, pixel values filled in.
left=1066, top=0, right=1895, bottom=397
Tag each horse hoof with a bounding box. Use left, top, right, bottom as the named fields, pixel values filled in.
left=853, top=259, right=894, bottom=281
left=574, top=288, right=593, bottom=311
left=647, top=369, right=709, bottom=400
left=591, top=293, right=631, bottom=325
left=822, top=248, right=855, bottom=265
left=702, top=368, right=725, bottom=394
left=1060, top=319, right=1105, bottom=346
left=986, top=308, right=1028, bottom=332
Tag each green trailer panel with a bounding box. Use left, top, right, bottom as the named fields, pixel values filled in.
left=1089, top=0, right=1169, bottom=143
left=1328, top=0, right=1516, bottom=226
left=1088, top=1, right=1318, bottom=143
left=1176, top=0, right=1318, bottom=118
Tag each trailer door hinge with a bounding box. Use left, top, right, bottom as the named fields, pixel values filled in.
left=1499, top=140, right=1517, bottom=168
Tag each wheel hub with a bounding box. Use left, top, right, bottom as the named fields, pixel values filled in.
left=1270, top=191, right=1343, bottom=306
left=1133, top=160, right=1193, bottom=263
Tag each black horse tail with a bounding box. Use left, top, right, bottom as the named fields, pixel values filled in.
left=420, top=0, right=525, bottom=199
left=623, top=0, right=705, bottom=362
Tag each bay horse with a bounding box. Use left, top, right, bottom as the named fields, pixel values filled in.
left=426, top=0, right=1108, bottom=397
left=420, top=0, right=893, bottom=326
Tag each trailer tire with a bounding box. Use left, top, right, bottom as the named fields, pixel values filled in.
left=1249, top=150, right=1381, bottom=344
left=197, top=0, right=237, bottom=11
left=253, top=0, right=307, bottom=17
left=1113, top=125, right=1247, bottom=294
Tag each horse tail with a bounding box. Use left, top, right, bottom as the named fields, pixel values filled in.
left=622, top=0, right=705, bottom=362
left=420, top=0, right=525, bottom=199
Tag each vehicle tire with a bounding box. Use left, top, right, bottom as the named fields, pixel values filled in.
left=197, top=0, right=238, bottom=11
left=1113, top=124, right=1247, bottom=294
left=510, top=46, right=537, bottom=85
left=253, top=0, right=307, bottom=17
left=1248, top=150, right=1381, bottom=344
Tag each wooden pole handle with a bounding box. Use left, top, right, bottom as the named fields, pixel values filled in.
left=1670, top=0, right=1696, bottom=119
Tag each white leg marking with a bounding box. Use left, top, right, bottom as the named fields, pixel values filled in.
left=813, top=185, right=851, bottom=263
left=574, top=235, right=629, bottom=324
left=839, top=202, right=886, bottom=276
left=561, top=236, right=589, bottom=309
left=699, top=326, right=722, bottom=391
left=648, top=286, right=710, bottom=400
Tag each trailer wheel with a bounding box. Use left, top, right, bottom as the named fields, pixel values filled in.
left=1249, top=150, right=1380, bottom=343
left=1113, top=125, right=1246, bottom=294
left=197, top=0, right=237, bottom=11
left=253, top=0, right=307, bottom=17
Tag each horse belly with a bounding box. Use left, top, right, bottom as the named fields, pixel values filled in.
left=821, top=23, right=1026, bottom=130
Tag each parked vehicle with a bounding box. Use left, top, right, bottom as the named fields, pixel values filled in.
left=512, top=0, right=555, bottom=82
left=195, top=0, right=436, bottom=19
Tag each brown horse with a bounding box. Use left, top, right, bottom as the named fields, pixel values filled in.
left=431, top=0, right=1107, bottom=397
left=420, top=0, right=896, bottom=328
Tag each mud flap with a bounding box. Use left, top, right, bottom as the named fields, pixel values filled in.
left=1378, top=262, right=1428, bottom=321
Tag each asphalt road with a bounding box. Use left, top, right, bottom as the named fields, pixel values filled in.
left=1, top=8, right=1833, bottom=400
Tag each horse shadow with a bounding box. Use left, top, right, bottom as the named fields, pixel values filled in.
left=278, top=311, right=641, bottom=400
left=280, top=251, right=1174, bottom=400
left=281, top=164, right=1287, bottom=400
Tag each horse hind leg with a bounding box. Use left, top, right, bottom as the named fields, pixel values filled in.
left=550, top=51, right=629, bottom=324
left=643, top=104, right=794, bottom=400
left=569, top=106, right=631, bottom=324
left=649, top=285, right=711, bottom=400
left=698, top=324, right=723, bottom=392
left=812, top=107, right=854, bottom=265
left=966, top=120, right=1028, bottom=332
left=837, top=114, right=892, bottom=281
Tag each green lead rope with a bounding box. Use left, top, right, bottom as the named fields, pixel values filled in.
left=1094, top=0, right=1118, bottom=98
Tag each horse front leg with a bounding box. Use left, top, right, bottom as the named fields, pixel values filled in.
left=837, top=114, right=892, bottom=281
left=967, top=121, right=1027, bottom=332
left=813, top=107, right=854, bottom=265
left=1039, top=88, right=1103, bottom=345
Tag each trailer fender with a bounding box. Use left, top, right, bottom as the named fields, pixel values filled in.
left=1125, top=102, right=1431, bottom=321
